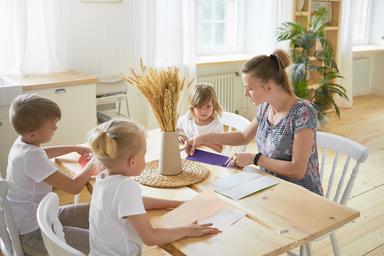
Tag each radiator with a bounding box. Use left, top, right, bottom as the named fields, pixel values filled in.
left=197, top=72, right=242, bottom=113
left=353, top=58, right=371, bottom=96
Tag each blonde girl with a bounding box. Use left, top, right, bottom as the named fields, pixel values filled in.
left=177, top=83, right=224, bottom=152
left=88, top=118, right=219, bottom=256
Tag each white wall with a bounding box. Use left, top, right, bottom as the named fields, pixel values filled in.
left=369, top=0, right=384, bottom=95
left=351, top=0, right=384, bottom=96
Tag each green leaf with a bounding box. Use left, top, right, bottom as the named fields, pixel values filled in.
left=276, top=7, right=347, bottom=118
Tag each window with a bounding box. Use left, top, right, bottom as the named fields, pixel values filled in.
left=196, top=0, right=243, bottom=55
left=351, top=0, right=371, bottom=45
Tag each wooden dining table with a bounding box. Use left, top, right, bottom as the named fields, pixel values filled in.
left=54, top=129, right=359, bottom=256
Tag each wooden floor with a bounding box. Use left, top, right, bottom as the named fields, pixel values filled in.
left=56, top=94, right=384, bottom=256
left=311, top=94, right=384, bottom=256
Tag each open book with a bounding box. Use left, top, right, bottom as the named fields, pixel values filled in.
left=212, top=170, right=279, bottom=200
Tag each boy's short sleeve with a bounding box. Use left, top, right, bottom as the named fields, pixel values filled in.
left=292, top=102, right=318, bottom=133
left=116, top=180, right=146, bottom=219
left=25, top=148, right=57, bottom=183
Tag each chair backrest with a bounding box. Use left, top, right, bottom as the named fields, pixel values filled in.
left=96, top=75, right=130, bottom=118
left=0, top=178, right=24, bottom=256
left=221, top=111, right=251, bottom=156
left=37, top=192, right=85, bottom=256
left=317, top=132, right=369, bottom=205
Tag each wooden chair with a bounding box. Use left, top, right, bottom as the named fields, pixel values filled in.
left=296, top=131, right=369, bottom=256
left=37, top=192, right=85, bottom=256
left=221, top=111, right=251, bottom=156
left=0, top=178, right=24, bottom=256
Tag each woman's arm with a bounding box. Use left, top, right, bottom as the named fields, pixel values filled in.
left=44, top=157, right=96, bottom=194
left=233, top=128, right=315, bottom=180
left=44, top=145, right=91, bottom=159
left=203, top=143, right=223, bottom=153
left=127, top=214, right=219, bottom=246
left=186, top=119, right=259, bottom=155
left=143, top=197, right=183, bottom=210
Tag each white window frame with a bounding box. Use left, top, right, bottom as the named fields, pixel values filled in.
left=352, top=0, right=372, bottom=45
left=196, top=0, right=245, bottom=56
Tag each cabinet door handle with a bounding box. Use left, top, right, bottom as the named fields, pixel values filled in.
left=55, top=88, right=66, bottom=94
left=0, top=121, right=2, bottom=127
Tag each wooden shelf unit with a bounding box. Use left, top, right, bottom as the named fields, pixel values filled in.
left=292, top=0, right=341, bottom=86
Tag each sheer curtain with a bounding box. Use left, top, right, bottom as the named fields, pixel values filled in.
left=0, top=0, right=65, bottom=76
left=134, top=0, right=196, bottom=127
left=136, top=0, right=196, bottom=75
left=244, top=0, right=292, bottom=55
left=338, top=0, right=354, bottom=107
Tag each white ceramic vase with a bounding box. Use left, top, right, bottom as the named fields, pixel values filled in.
left=159, top=131, right=183, bottom=176
left=296, top=0, right=305, bottom=11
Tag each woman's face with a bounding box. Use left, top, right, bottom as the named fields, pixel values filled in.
left=242, top=73, right=269, bottom=105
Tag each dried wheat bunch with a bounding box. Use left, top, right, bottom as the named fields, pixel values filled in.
left=123, top=60, right=192, bottom=132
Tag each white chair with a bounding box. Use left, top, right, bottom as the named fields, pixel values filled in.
left=37, top=192, right=85, bottom=256
left=297, top=131, right=369, bottom=256
left=0, top=178, right=24, bottom=256
left=220, top=111, right=251, bottom=156
left=96, top=75, right=130, bottom=121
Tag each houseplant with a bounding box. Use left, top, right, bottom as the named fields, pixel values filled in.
left=277, top=8, right=348, bottom=121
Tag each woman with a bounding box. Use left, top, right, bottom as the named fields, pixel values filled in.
left=186, top=49, right=323, bottom=195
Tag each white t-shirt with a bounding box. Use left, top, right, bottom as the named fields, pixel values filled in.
left=6, top=137, right=57, bottom=235
left=176, top=112, right=223, bottom=139
left=89, top=172, right=146, bottom=256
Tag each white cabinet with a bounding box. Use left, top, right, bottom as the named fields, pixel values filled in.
left=0, top=106, right=19, bottom=177
left=28, top=84, right=97, bottom=146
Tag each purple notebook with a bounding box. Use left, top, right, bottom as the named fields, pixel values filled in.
left=186, top=149, right=230, bottom=167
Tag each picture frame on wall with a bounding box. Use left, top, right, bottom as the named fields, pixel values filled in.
left=311, top=1, right=332, bottom=24
left=82, top=0, right=122, bottom=3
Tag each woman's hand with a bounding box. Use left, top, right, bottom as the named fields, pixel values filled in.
left=229, top=153, right=256, bottom=168
left=185, top=135, right=205, bottom=155
left=187, top=221, right=220, bottom=237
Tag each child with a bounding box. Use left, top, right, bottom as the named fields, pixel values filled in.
left=88, top=118, right=220, bottom=256
left=177, top=83, right=223, bottom=152
left=6, top=94, right=96, bottom=255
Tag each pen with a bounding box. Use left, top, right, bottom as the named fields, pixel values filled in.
left=223, top=158, right=231, bottom=167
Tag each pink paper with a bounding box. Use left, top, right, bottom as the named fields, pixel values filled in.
left=160, top=190, right=225, bottom=228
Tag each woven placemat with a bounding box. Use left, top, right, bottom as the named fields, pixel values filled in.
left=135, top=159, right=209, bottom=188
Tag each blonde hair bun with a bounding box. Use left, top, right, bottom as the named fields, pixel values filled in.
left=88, top=118, right=145, bottom=168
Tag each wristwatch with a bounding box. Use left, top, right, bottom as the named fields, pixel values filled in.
left=253, top=152, right=262, bottom=166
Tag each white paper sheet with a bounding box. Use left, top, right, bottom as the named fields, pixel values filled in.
left=201, top=207, right=246, bottom=231
left=212, top=171, right=279, bottom=200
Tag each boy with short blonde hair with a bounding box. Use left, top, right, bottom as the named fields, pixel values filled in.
left=7, top=94, right=95, bottom=255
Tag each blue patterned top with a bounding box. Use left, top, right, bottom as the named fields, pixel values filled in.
left=256, top=100, right=323, bottom=195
